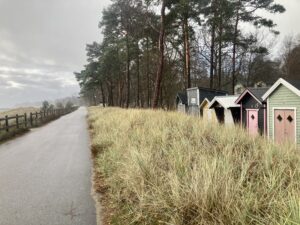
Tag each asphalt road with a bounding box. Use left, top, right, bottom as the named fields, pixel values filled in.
left=0, top=107, right=97, bottom=225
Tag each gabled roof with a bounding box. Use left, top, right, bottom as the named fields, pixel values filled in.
left=187, top=86, right=228, bottom=94
left=235, top=87, right=269, bottom=104
left=200, top=98, right=210, bottom=109
left=262, top=78, right=300, bottom=101
left=187, top=87, right=228, bottom=106
left=208, top=95, right=240, bottom=109
left=176, top=92, right=187, bottom=105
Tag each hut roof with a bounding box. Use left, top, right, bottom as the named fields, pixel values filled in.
left=187, top=87, right=228, bottom=105
left=176, top=92, right=187, bottom=105
left=208, top=96, right=240, bottom=109
left=200, top=98, right=210, bottom=109
left=262, top=78, right=300, bottom=100
left=235, top=87, right=269, bottom=104
left=187, top=86, right=227, bottom=95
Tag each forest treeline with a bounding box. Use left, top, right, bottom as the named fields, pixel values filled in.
left=75, top=0, right=300, bottom=109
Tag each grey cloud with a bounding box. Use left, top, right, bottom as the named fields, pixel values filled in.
left=0, top=0, right=111, bottom=108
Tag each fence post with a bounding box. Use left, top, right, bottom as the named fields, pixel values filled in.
left=30, top=113, right=33, bottom=127
left=5, top=115, right=9, bottom=132
left=16, top=114, right=19, bottom=129
left=36, top=112, right=38, bottom=125
left=24, top=113, right=27, bottom=128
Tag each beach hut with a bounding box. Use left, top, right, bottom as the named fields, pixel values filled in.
left=208, top=96, right=240, bottom=125
left=187, top=87, right=227, bottom=116
left=262, top=78, right=300, bottom=144
left=235, top=87, right=269, bottom=136
left=176, top=92, right=188, bottom=113
left=200, top=98, right=218, bottom=123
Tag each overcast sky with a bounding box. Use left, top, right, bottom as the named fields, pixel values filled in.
left=0, top=0, right=110, bottom=108
left=0, top=0, right=299, bottom=108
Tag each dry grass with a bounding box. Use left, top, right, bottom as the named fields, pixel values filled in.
left=0, top=107, right=39, bottom=117
left=88, top=107, right=300, bottom=225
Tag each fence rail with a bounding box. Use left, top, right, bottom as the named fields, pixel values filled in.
left=0, top=107, right=78, bottom=133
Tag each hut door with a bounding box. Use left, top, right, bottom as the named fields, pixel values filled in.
left=247, top=110, right=258, bottom=136
left=274, top=109, right=295, bottom=144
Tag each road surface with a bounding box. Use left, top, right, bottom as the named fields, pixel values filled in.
left=0, top=107, right=97, bottom=225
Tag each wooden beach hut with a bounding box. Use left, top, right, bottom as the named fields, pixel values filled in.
left=262, top=78, right=300, bottom=144
left=235, top=87, right=269, bottom=136
left=200, top=98, right=218, bottom=123
left=187, top=87, right=227, bottom=116
left=208, top=96, right=240, bottom=126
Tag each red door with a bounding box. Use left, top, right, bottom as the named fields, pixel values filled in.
left=247, top=110, right=259, bottom=136
left=274, top=109, right=295, bottom=144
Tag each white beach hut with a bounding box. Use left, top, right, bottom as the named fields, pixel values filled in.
left=208, top=96, right=240, bottom=126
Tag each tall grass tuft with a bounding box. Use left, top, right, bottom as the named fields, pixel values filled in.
left=89, top=107, right=300, bottom=225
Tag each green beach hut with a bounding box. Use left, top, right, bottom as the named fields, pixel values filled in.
left=262, top=78, right=300, bottom=144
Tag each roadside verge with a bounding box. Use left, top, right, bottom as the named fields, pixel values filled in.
left=88, top=107, right=300, bottom=225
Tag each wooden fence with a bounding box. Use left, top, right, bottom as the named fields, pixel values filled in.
left=0, top=107, right=78, bottom=133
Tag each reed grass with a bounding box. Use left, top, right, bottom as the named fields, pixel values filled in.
left=89, top=107, right=300, bottom=225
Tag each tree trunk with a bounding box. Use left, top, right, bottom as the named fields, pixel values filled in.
left=118, top=79, right=123, bottom=107
left=209, top=0, right=217, bottom=89
left=232, top=0, right=241, bottom=94
left=218, top=7, right=223, bottom=90
left=218, top=39, right=222, bottom=89
left=117, top=46, right=123, bottom=107
left=105, top=84, right=111, bottom=106
left=146, top=35, right=151, bottom=108
left=110, top=82, right=114, bottom=106
left=100, top=82, right=106, bottom=107
left=126, top=33, right=130, bottom=108
left=152, top=0, right=166, bottom=109
left=182, top=23, right=187, bottom=89
left=183, top=16, right=191, bottom=88
left=210, top=22, right=216, bottom=89
left=160, top=86, right=163, bottom=108
left=93, top=90, right=97, bottom=106
left=145, top=4, right=151, bottom=108
left=136, top=46, right=140, bottom=107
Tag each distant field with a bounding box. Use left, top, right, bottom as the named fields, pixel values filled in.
left=89, top=107, right=300, bottom=225
left=0, top=107, right=39, bottom=118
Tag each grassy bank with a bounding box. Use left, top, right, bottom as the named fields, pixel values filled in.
left=0, top=127, right=29, bottom=142
left=89, top=107, right=300, bottom=225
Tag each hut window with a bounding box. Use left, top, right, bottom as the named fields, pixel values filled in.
left=251, top=115, right=255, bottom=120
left=191, top=98, right=197, bottom=104
left=287, top=115, right=293, bottom=123
left=277, top=115, right=283, bottom=122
